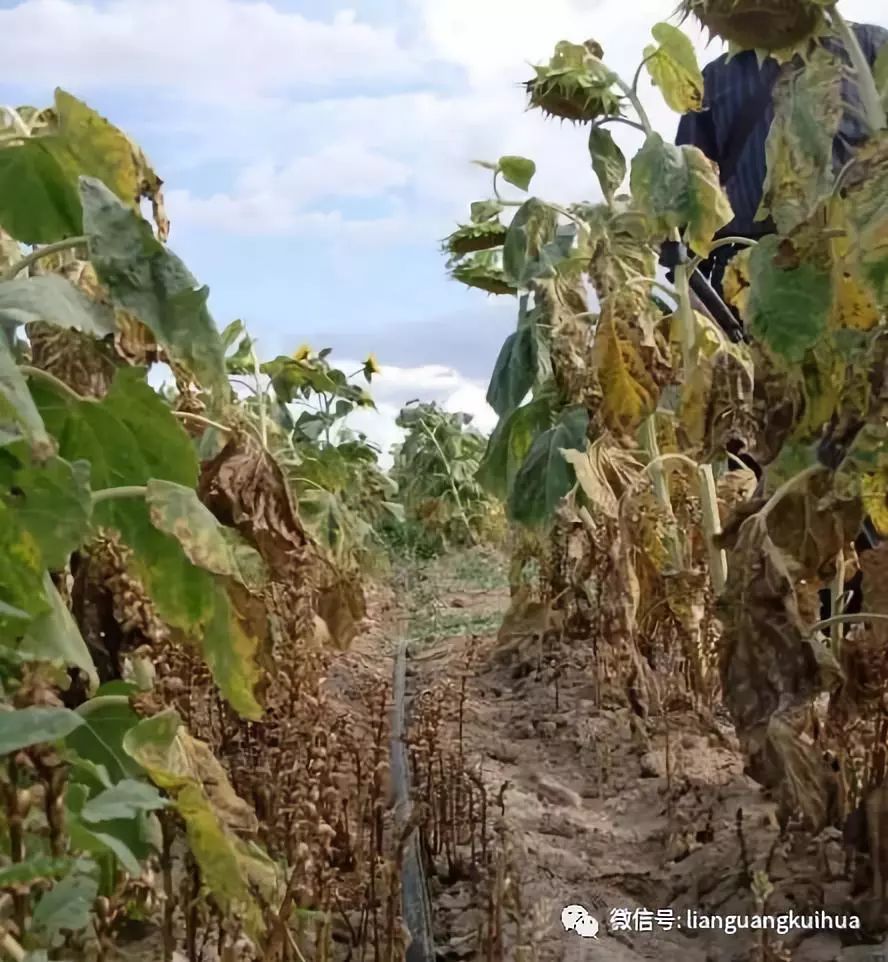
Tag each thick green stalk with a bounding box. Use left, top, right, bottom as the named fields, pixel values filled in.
left=2, top=237, right=89, bottom=282
left=829, top=6, right=886, bottom=133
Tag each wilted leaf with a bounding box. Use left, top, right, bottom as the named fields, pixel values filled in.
left=146, top=479, right=268, bottom=590
left=0, top=706, right=83, bottom=754
left=643, top=22, right=704, bottom=114
left=0, top=275, right=115, bottom=339
left=758, top=48, right=843, bottom=234
left=592, top=304, right=658, bottom=435
left=123, top=711, right=273, bottom=937
left=499, top=155, right=536, bottom=191
left=202, top=584, right=263, bottom=721
left=0, top=139, right=83, bottom=244
left=477, top=398, right=553, bottom=501
left=80, top=178, right=227, bottom=393
left=487, top=328, right=537, bottom=418
left=19, top=574, right=98, bottom=691
left=831, top=271, right=880, bottom=332
left=33, top=369, right=215, bottom=633
left=502, top=198, right=571, bottom=286
left=630, top=133, right=733, bottom=258
left=588, top=127, right=626, bottom=202
left=508, top=405, right=589, bottom=525
left=746, top=235, right=831, bottom=361
left=562, top=441, right=644, bottom=519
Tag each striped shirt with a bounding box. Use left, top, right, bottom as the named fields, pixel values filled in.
left=676, top=22, right=888, bottom=238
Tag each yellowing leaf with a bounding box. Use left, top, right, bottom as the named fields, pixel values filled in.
left=592, top=305, right=657, bottom=435
left=630, top=134, right=733, bottom=258
left=831, top=272, right=880, bottom=332
left=843, top=133, right=888, bottom=307
left=123, top=712, right=279, bottom=938
left=146, top=480, right=267, bottom=590
left=53, top=90, right=155, bottom=211
left=201, top=584, right=263, bottom=721
left=643, top=22, right=704, bottom=114
left=723, top=248, right=751, bottom=318
left=862, top=473, right=888, bottom=537
left=758, top=47, right=843, bottom=235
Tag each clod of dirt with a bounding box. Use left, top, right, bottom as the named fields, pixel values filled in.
left=527, top=771, right=582, bottom=808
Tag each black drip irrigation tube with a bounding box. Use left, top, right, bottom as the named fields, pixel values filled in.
left=391, top=639, right=436, bottom=962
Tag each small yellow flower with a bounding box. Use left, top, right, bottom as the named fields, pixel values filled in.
left=364, top=353, right=381, bottom=375
left=292, top=344, right=311, bottom=361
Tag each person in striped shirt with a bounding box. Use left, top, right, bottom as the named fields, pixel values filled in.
left=675, top=20, right=888, bottom=301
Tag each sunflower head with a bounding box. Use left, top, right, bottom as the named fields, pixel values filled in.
left=679, top=0, right=828, bottom=53
left=525, top=40, right=622, bottom=124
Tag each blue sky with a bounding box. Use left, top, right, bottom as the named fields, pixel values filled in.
left=1, top=0, right=883, bottom=457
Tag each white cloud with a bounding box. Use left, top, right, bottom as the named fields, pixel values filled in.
left=332, top=359, right=497, bottom=466
left=0, top=0, right=417, bottom=101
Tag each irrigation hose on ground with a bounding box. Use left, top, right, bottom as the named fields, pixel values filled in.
left=391, top=639, right=436, bottom=962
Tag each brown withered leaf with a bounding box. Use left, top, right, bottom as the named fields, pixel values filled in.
left=198, top=432, right=312, bottom=581
left=315, top=568, right=367, bottom=651
left=717, top=519, right=822, bottom=740
left=860, top=542, right=888, bottom=646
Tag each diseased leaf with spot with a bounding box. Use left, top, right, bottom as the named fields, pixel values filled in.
left=842, top=134, right=888, bottom=306
left=0, top=139, right=83, bottom=244
left=80, top=178, right=227, bottom=392
left=53, top=90, right=156, bottom=211
left=4, top=454, right=92, bottom=568
left=758, top=48, right=843, bottom=235
left=588, top=127, right=626, bottom=202
left=201, top=584, right=264, bottom=721
left=630, top=133, right=733, bottom=258
left=502, top=198, right=572, bottom=286
left=643, top=22, right=704, bottom=114
left=0, top=275, right=116, bottom=339
left=146, top=479, right=268, bottom=590
left=508, top=405, right=589, bottom=525
left=592, top=304, right=658, bottom=434
left=746, top=235, right=831, bottom=362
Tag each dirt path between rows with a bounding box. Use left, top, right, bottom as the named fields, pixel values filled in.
left=353, top=550, right=888, bottom=962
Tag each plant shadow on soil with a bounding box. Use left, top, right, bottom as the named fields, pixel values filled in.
left=366, top=547, right=886, bottom=962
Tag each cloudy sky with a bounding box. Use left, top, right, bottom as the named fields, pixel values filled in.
left=0, top=0, right=883, bottom=459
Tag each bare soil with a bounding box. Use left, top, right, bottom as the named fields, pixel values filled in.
left=370, top=549, right=888, bottom=962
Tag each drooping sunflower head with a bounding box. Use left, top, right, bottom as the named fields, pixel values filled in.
left=525, top=40, right=622, bottom=123
left=679, top=0, right=828, bottom=53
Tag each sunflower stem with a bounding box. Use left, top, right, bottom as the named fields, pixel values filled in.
left=828, top=6, right=886, bottom=133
